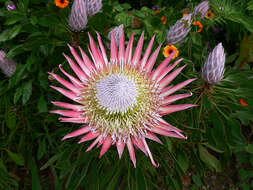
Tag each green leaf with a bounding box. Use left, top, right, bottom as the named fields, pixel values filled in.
left=199, top=145, right=222, bottom=172
left=40, top=154, right=61, bottom=170
left=9, top=24, right=22, bottom=39
left=246, top=144, right=253, bottom=154
left=28, top=157, right=42, bottom=190
left=135, top=168, right=146, bottom=190
left=6, top=150, right=24, bottom=166
left=22, top=80, right=32, bottom=105
left=0, top=29, right=11, bottom=42
left=192, top=174, right=202, bottom=187
left=14, top=85, right=23, bottom=104
left=37, top=95, right=48, bottom=113
left=5, top=109, right=16, bottom=129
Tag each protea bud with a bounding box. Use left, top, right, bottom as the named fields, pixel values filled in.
left=201, top=43, right=225, bottom=84
left=0, top=50, right=17, bottom=77
left=68, top=0, right=88, bottom=32
left=166, top=14, right=192, bottom=45
left=86, top=0, right=102, bottom=17
left=108, top=24, right=124, bottom=48
left=7, top=1, right=16, bottom=11
left=193, top=1, right=209, bottom=20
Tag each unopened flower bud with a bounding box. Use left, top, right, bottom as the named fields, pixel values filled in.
left=193, top=1, right=209, bottom=20
left=201, top=43, right=225, bottom=84
left=166, top=14, right=192, bottom=45
left=86, top=0, right=102, bottom=17
left=0, top=50, right=17, bottom=77
left=108, top=24, right=124, bottom=48
left=68, top=0, right=88, bottom=32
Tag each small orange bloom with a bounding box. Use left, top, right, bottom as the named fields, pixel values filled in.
left=162, top=20, right=167, bottom=24
left=240, top=99, right=248, bottom=106
left=182, top=13, right=188, bottom=18
left=205, top=10, right=214, bottom=19
left=154, top=10, right=160, bottom=15
left=192, top=21, right=203, bottom=32
left=161, top=16, right=165, bottom=21
left=163, top=45, right=179, bottom=59
left=55, top=0, right=69, bottom=9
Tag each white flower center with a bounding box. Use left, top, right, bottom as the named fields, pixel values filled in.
left=95, top=74, right=139, bottom=114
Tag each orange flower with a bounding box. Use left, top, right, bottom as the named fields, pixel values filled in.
left=192, top=21, right=203, bottom=32
left=154, top=10, right=160, bottom=15
left=55, top=0, right=69, bottom=9
left=205, top=10, right=214, bottom=19
left=163, top=45, right=179, bottom=59
left=161, top=16, right=165, bottom=21
left=240, top=99, right=248, bottom=106
left=162, top=20, right=167, bottom=24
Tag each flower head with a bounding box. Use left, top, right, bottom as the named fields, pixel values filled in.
left=192, top=21, right=203, bottom=32
left=166, top=14, right=192, bottom=45
left=201, top=43, right=225, bottom=84
left=0, top=50, right=17, bottom=77
left=50, top=28, right=196, bottom=167
left=163, top=45, right=179, bottom=59
left=205, top=10, right=214, bottom=19
left=54, top=0, right=69, bottom=9
left=68, top=0, right=88, bottom=32
left=86, top=0, right=102, bottom=17
left=7, top=1, right=16, bottom=11
left=193, top=1, right=209, bottom=20
left=240, top=99, right=248, bottom=106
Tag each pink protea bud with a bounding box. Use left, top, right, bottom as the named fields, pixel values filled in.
left=108, top=24, right=124, bottom=48
left=193, top=1, right=209, bottom=20
left=86, top=0, right=102, bottom=17
left=0, top=50, right=17, bottom=77
left=7, top=1, right=16, bottom=11
left=68, top=0, right=88, bottom=32
left=201, top=43, right=226, bottom=84
left=166, top=14, right=192, bottom=45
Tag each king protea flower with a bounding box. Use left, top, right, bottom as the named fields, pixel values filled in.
left=193, top=1, right=209, bottom=20
left=201, top=43, right=225, bottom=84
left=49, top=28, right=196, bottom=167
left=68, top=0, right=88, bottom=32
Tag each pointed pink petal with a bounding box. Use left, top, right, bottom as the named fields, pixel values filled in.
left=116, top=141, right=125, bottom=159
left=67, top=44, right=91, bottom=77
left=96, top=138, right=103, bottom=148
left=156, top=118, right=182, bottom=132
left=160, top=79, right=196, bottom=97
left=88, top=32, right=104, bottom=69
left=63, top=53, right=88, bottom=82
left=59, top=64, right=83, bottom=88
left=142, top=138, right=158, bottom=167
left=99, top=136, right=113, bottom=158
left=62, top=126, right=91, bottom=140
left=86, top=136, right=102, bottom=152
left=144, top=44, right=162, bottom=72
left=125, top=34, right=134, bottom=63
left=48, top=72, right=80, bottom=94
left=118, top=26, right=125, bottom=62
left=78, top=46, right=96, bottom=71
left=50, top=85, right=80, bottom=103
left=150, top=127, right=187, bottom=139
left=78, top=132, right=99, bottom=144
left=132, top=31, right=144, bottom=66
left=51, top=101, right=84, bottom=111
left=96, top=32, right=109, bottom=65
left=159, top=65, right=186, bottom=88
left=50, top=110, right=82, bottom=118
left=132, top=137, right=148, bottom=156
left=140, top=35, right=155, bottom=69
left=59, top=117, right=87, bottom=123
left=145, top=132, right=163, bottom=144
left=161, top=93, right=193, bottom=105
left=127, top=138, right=136, bottom=168
left=152, top=57, right=183, bottom=81
left=110, top=30, right=118, bottom=61
left=158, top=104, right=197, bottom=115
